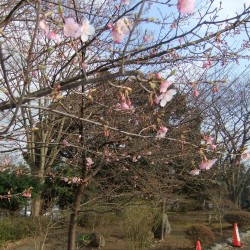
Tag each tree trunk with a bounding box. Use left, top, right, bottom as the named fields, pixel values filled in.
left=67, top=183, right=85, bottom=250
left=31, top=197, right=42, bottom=216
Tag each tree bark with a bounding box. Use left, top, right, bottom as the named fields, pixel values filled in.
left=67, top=183, right=85, bottom=250
left=31, top=197, right=42, bottom=216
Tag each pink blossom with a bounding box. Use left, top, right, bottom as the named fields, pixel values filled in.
left=115, top=102, right=134, bottom=111
left=47, top=31, right=62, bottom=43
left=39, top=20, right=61, bottom=43
left=213, top=86, right=219, bottom=93
left=190, top=169, right=200, bottom=175
left=64, top=18, right=95, bottom=42
left=112, top=32, right=125, bottom=43
left=155, top=73, right=161, bottom=79
left=202, top=60, right=213, bottom=69
left=158, top=89, right=177, bottom=107
left=22, top=191, right=32, bottom=198
left=79, top=19, right=95, bottom=42
left=178, top=37, right=183, bottom=43
left=63, top=139, right=70, bottom=146
left=64, top=18, right=80, bottom=37
left=154, top=94, right=161, bottom=105
left=210, top=144, right=216, bottom=150
left=193, top=89, right=199, bottom=97
left=107, top=23, right=113, bottom=29
left=177, top=0, right=195, bottom=14
left=86, top=157, right=94, bottom=166
left=72, top=177, right=81, bottom=184
left=143, top=34, right=154, bottom=43
left=121, top=101, right=130, bottom=110
left=39, top=20, right=48, bottom=32
left=155, top=80, right=177, bottom=107
left=160, top=81, right=172, bottom=93
left=241, top=152, right=250, bottom=160
left=199, top=159, right=217, bottom=170
left=203, top=135, right=214, bottom=145
left=121, top=0, right=130, bottom=5
left=156, top=126, right=168, bottom=138
left=112, top=18, right=130, bottom=43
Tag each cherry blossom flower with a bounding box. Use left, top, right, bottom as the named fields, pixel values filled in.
left=103, top=130, right=110, bottom=137
left=78, top=19, right=95, bottom=42
left=39, top=19, right=61, bottom=43
left=86, top=157, right=94, bottom=166
left=155, top=81, right=177, bottom=107
left=155, top=73, right=161, bottom=79
left=202, top=60, right=213, bottom=69
left=199, top=159, right=217, bottom=170
left=193, top=89, right=199, bottom=97
left=177, top=0, right=195, bottom=14
left=241, top=151, right=250, bottom=160
left=72, top=177, right=81, bottom=184
left=213, top=86, right=219, bottom=93
left=178, top=37, right=183, bottom=43
left=121, top=0, right=130, bottom=5
left=121, top=101, right=130, bottom=110
left=112, top=18, right=130, bottom=43
left=116, top=101, right=134, bottom=111
left=203, top=135, right=214, bottom=145
left=160, top=81, right=172, bottom=93
left=64, top=18, right=95, bottom=42
left=22, top=191, right=32, bottom=198
left=190, top=169, right=200, bottom=175
left=202, top=135, right=216, bottom=150
left=47, top=31, right=62, bottom=43
left=63, top=139, right=70, bottom=146
left=64, top=18, right=80, bottom=37
left=156, top=126, right=168, bottom=138
left=143, top=34, right=154, bottom=43
left=115, top=95, right=134, bottom=111
left=39, top=20, right=48, bottom=32
left=158, top=90, right=177, bottom=107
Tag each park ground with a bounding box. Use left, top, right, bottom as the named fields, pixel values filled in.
left=1, top=211, right=250, bottom=250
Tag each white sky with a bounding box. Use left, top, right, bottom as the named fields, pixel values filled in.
left=211, top=0, right=248, bottom=19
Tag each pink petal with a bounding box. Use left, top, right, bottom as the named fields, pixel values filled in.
left=210, top=144, right=216, bottom=150
left=143, top=34, right=154, bottom=43
left=193, top=89, right=199, bottom=97
left=121, top=0, right=130, bottom=5
left=86, top=157, right=94, bottom=166
left=199, top=159, right=217, bottom=170
left=177, top=0, right=195, bottom=14
left=241, top=152, right=250, bottom=160
left=159, top=89, right=177, bottom=107
left=39, top=20, right=47, bottom=30
left=190, top=169, right=200, bottom=175
left=160, top=81, right=172, bottom=93
left=121, top=101, right=130, bottom=110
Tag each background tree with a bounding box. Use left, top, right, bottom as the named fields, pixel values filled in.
left=202, top=80, right=250, bottom=207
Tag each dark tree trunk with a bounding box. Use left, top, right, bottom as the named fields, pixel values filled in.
left=67, top=183, right=85, bottom=250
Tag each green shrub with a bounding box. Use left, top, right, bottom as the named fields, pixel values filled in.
left=223, top=211, right=250, bottom=227
left=186, top=225, right=215, bottom=244
left=123, top=204, right=159, bottom=250
left=0, top=217, right=36, bottom=245
left=77, top=233, right=91, bottom=247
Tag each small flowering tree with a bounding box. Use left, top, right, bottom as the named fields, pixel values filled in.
left=0, top=0, right=250, bottom=249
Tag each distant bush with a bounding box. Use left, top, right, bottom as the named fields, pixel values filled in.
left=224, top=211, right=250, bottom=227
left=123, top=204, right=159, bottom=249
left=0, top=217, right=36, bottom=245
left=186, top=225, right=215, bottom=244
